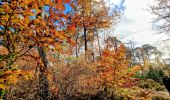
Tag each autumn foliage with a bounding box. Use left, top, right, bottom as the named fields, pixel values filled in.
left=0, top=0, right=169, bottom=99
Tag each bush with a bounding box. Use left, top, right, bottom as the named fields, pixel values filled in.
left=134, top=71, right=147, bottom=79
left=146, top=67, right=164, bottom=83
left=134, top=67, right=165, bottom=83
left=138, top=79, right=166, bottom=91
left=152, top=91, right=170, bottom=100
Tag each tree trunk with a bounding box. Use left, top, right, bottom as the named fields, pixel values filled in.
left=141, top=51, right=145, bottom=65
left=83, top=20, right=88, bottom=58
left=76, top=32, right=79, bottom=58
left=84, top=27, right=87, bottom=52
left=96, top=31, right=101, bottom=57
left=84, top=27, right=88, bottom=59
left=38, top=47, right=50, bottom=100
left=92, top=32, right=95, bottom=62
left=36, top=6, right=50, bottom=99
left=113, top=37, right=118, bottom=52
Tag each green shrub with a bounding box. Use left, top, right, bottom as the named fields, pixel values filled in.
left=134, top=71, right=147, bottom=79
left=134, top=67, right=165, bottom=83
left=146, top=67, right=164, bottom=83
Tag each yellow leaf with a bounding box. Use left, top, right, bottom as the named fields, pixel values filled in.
left=14, top=69, right=21, bottom=75
left=0, top=79, right=4, bottom=83
left=45, top=0, right=51, bottom=5
left=23, top=75, right=29, bottom=80
left=0, top=84, right=6, bottom=89
left=6, top=75, right=18, bottom=83
left=5, top=70, right=12, bottom=75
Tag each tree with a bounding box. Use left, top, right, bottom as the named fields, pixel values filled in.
left=142, top=44, right=156, bottom=62
left=0, top=0, right=76, bottom=99
left=71, top=0, right=120, bottom=58
left=151, top=0, right=170, bottom=34
left=74, top=44, right=138, bottom=99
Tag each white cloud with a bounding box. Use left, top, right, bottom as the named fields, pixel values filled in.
left=105, top=0, right=125, bottom=7
left=107, top=0, right=170, bottom=58
left=114, top=0, right=167, bottom=47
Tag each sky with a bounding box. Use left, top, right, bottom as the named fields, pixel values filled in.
left=109, top=0, right=169, bottom=49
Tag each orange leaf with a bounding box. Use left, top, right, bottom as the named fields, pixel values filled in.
left=56, top=5, right=60, bottom=10
left=60, top=21, right=64, bottom=26
left=61, top=4, right=65, bottom=10
left=68, top=26, right=76, bottom=31
left=64, top=0, right=70, bottom=3
left=55, top=15, right=61, bottom=20
left=60, top=13, right=68, bottom=19
left=58, top=0, right=62, bottom=3
left=70, top=3, right=76, bottom=9
left=56, top=4, right=65, bottom=10
left=67, top=38, right=76, bottom=46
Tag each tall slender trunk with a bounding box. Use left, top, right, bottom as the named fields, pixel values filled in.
left=84, top=27, right=87, bottom=51
left=92, top=32, right=95, bottom=62
left=84, top=25, right=87, bottom=58
left=96, top=31, right=101, bottom=57
left=141, top=51, right=145, bottom=65
left=113, top=37, right=117, bottom=52
left=147, top=54, right=150, bottom=62
left=141, top=50, right=145, bottom=76
left=38, top=47, right=50, bottom=100
left=76, top=32, right=79, bottom=58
